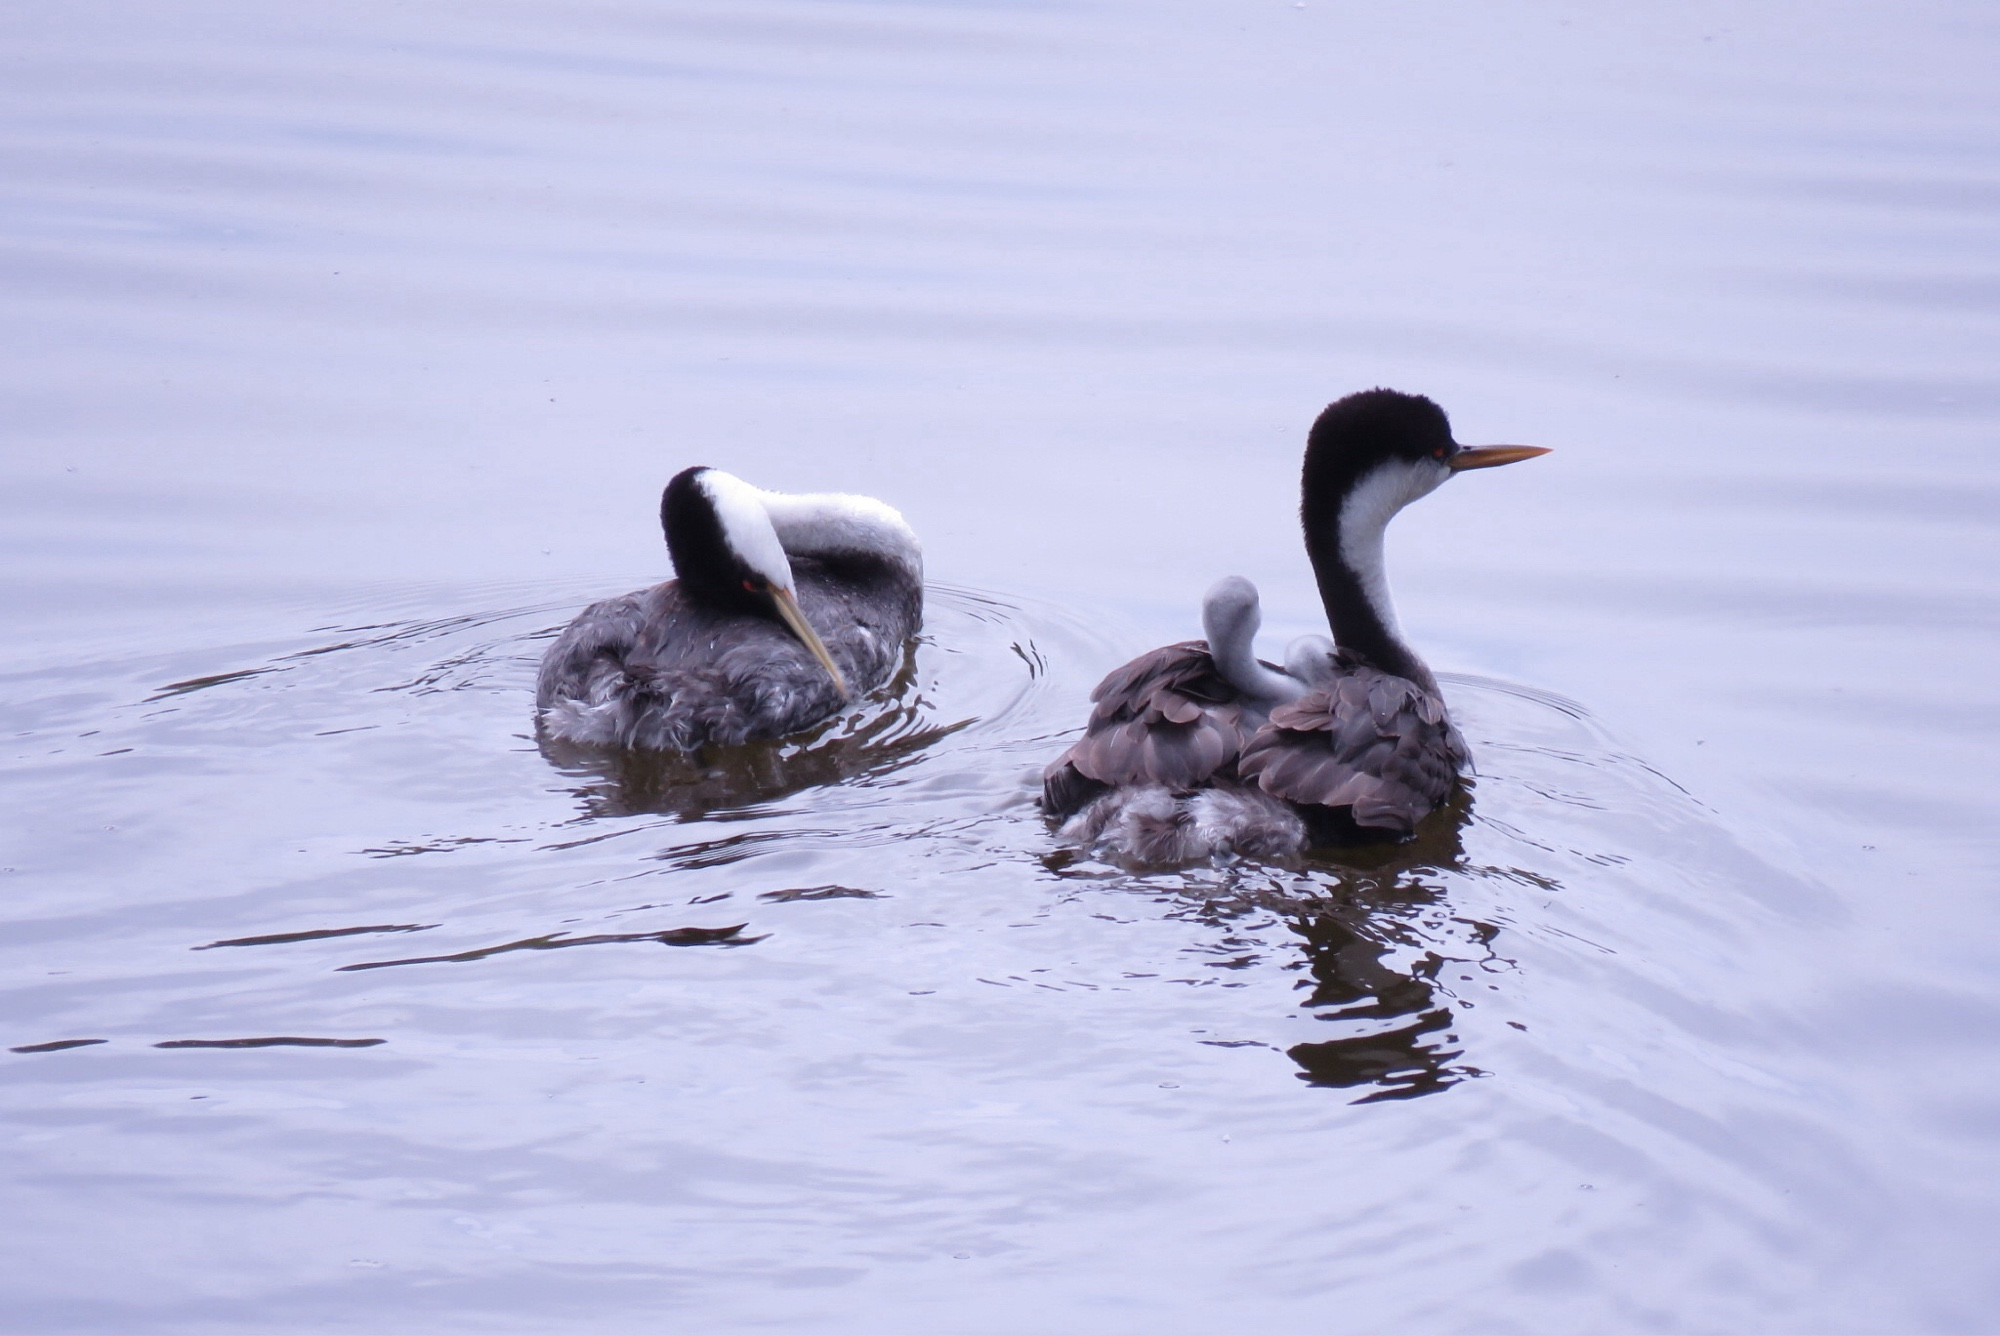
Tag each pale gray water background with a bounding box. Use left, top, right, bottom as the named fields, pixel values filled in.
left=3, top=1, right=1997, bottom=1331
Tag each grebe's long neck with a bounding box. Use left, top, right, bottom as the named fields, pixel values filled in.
left=1303, top=462, right=1439, bottom=696
left=1208, top=628, right=1305, bottom=704
left=756, top=489, right=923, bottom=585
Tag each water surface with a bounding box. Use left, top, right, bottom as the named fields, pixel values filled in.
left=2, top=2, right=1997, bottom=1331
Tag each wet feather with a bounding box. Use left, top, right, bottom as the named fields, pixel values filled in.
left=538, top=555, right=920, bottom=751
left=1041, top=641, right=1265, bottom=812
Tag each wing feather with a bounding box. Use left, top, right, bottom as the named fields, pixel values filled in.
left=536, top=560, right=921, bottom=752
left=1238, top=656, right=1468, bottom=837
left=1041, top=641, right=1261, bottom=816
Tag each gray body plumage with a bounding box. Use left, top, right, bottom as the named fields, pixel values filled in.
left=537, top=558, right=920, bottom=752
left=1058, top=780, right=1309, bottom=866
left=1237, top=651, right=1468, bottom=833
left=537, top=468, right=923, bottom=753
left=1042, top=641, right=1466, bottom=862
left=1041, top=639, right=1260, bottom=823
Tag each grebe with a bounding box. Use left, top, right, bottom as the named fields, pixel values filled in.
left=537, top=466, right=922, bottom=752
left=1043, top=389, right=1547, bottom=862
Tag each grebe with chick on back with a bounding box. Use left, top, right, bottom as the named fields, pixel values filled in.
left=1043, top=388, right=1549, bottom=863
left=536, top=466, right=922, bottom=752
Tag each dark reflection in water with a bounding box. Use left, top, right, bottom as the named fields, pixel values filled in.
left=9, top=1039, right=108, bottom=1054
left=1286, top=789, right=1490, bottom=1100
left=337, top=922, right=758, bottom=971
left=537, top=641, right=971, bottom=818
left=194, top=923, right=436, bottom=950
left=757, top=884, right=881, bottom=902
left=1143, top=788, right=1524, bottom=1101
left=1283, top=911, right=1484, bottom=1102
left=153, top=1037, right=387, bottom=1050
left=145, top=667, right=284, bottom=701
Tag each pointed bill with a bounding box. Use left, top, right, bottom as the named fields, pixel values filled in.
left=769, top=585, right=850, bottom=698
left=1449, top=444, right=1552, bottom=471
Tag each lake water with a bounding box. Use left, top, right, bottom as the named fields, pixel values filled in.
left=3, top=2, right=1997, bottom=1331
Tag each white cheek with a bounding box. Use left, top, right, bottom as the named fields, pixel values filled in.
left=1341, top=458, right=1434, bottom=536
left=1401, top=458, right=1450, bottom=507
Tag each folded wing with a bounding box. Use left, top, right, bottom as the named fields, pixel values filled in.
left=1041, top=641, right=1261, bottom=818
left=1237, top=655, right=1468, bottom=837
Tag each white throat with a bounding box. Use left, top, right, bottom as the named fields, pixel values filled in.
left=1336, top=458, right=1446, bottom=638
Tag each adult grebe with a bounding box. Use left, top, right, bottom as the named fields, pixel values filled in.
left=1043, top=389, right=1548, bottom=863
left=536, top=466, right=922, bottom=752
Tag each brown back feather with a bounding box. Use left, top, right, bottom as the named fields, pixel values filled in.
left=1041, top=641, right=1261, bottom=815
left=1237, top=653, right=1468, bottom=836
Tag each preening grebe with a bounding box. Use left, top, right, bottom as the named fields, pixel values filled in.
left=537, top=466, right=922, bottom=751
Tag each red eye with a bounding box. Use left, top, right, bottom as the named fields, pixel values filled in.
left=742, top=579, right=758, bottom=593
left=1431, top=447, right=1446, bottom=460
